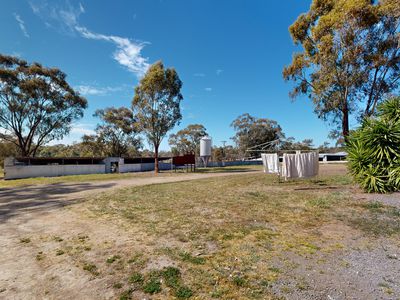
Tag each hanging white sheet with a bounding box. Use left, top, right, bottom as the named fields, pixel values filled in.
left=261, top=153, right=279, bottom=174
left=282, top=152, right=319, bottom=179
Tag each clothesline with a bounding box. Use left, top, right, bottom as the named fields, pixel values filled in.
left=246, top=149, right=318, bottom=153
left=261, top=151, right=319, bottom=181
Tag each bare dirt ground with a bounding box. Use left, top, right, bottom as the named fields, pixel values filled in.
left=1, top=165, right=399, bottom=300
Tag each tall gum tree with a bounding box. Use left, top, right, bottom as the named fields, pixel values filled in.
left=132, top=61, right=183, bottom=173
left=283, top=0, right=400, bottom=138
left=0, top=55, right=87, bottom=156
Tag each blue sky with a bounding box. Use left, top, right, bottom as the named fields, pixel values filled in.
left=0, top=0, right=348, bottom=150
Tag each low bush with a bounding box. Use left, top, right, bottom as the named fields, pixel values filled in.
left=347, top=97, right=400, bottom=193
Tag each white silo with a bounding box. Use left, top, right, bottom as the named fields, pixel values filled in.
left=200, top=136, right=212, bottom=167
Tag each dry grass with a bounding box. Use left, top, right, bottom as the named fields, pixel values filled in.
left=0, top=165, right=261, bottom=188
left=63, top=168, right=400, bottom=299
left=0, top=171, right=166, bottom=188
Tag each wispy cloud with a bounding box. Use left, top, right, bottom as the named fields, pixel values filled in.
left=75, top=26, right=149, bottom=77
left=205, top=87, right=212, bottom=92
left=47, top=122, right=96, bottom=145
left=70, top=123, right=96, bottom=136
left=75, top=84, right=125, bottom=96
left=14, top=13, right=29, bottom=38
left=216, top=69, right=223, bottom=75
left=30, top=1, right=149, bottom=77
left=194, top=73, right=205, bottom=77
left=29, top=0, right=84, bottom=34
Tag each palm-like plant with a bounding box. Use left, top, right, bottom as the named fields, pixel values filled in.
left=347, top=97, right=400, bottom=193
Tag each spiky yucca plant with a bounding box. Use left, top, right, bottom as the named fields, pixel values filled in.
left=347, top=97, right=400, bottom=193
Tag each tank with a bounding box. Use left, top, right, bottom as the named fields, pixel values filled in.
left=200, top=136, right=212, bottom=157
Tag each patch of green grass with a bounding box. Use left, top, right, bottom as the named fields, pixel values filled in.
left=363, top=201, right=384, bottom=211
left=268, top=267, right=281, bottom=273
left=347, top=203, right=400, bottom=236
left=119, top=289, right=132, bottom=300
left=142, top=278, right=162, bottom=294
left=179, top=252, right=205, bottom=265
left=128, top=272, right=144, bottom=284
left=232, top=276, right=246, bottom=287
left=83, top=263, right=99, bottom=276
left=55, top=249, right=65, bottom=256
left=196, top=165, right=263, bottom=174
left=175, top=285, right=193, bottom=299
left=106, top=255, right=121, bottom=264
left=307, top=195, right=335, bottom=209
left=162, top=266, right=181, bottom=288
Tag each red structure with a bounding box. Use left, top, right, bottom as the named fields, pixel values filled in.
left=172, top=153, right=196, bottom=172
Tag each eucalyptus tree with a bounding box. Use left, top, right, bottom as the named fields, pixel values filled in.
left=231, top=113, right=284, bottom=156
left=132, top=61, right=183, bottom=173
left=0, top=54, right=87, bottom=156
left=92, top=107, right=141, bottom=157
left=283, top=0, right=400, bottom=137
left=168, top=124, right=207, bottom=155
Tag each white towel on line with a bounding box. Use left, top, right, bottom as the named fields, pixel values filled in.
left=261, top=153, right=279, bottom=174
left=282, top=152, right=319, bottom=179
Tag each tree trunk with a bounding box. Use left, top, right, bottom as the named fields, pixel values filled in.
left=154, top=144, right=159, bottom=174
left=342, top=105, right=349, bottom=138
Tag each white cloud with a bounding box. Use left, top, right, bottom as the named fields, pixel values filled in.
left=30, top=1, right=149, bottom=77
left=75, top=84, right=125, bottom=96
left=79, top=3, right=85, bottom=13
left=29, top=0, right=84, bottom=33
left=194, top=73, right=205, bottom=77
left=47, top=123, right=96, bottom=145
left=70, top=123, right=96, bottom=136
left=14, top=13, right=29, bottom=38
left=205, top=87, right=212, bottom=92
left=75, top=26, right=149, bottom=77
left=216, top=69, right=223, bottom=75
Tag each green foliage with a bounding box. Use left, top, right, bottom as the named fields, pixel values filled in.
left=142, top=278, right=162, bottom=294
left=106, top=255, right=121, bottom=264
left=128, top=272, right=144, bottom=284
left=347, top=97, right=400, bottom=193
left=283, top=0, right=400, bottom=137
left=231, top=113, right=284, bottom=156
left=119, top=289, right=132, bottom=300
left=0, top=141, right=18, bottom=167
left=0, top=54, right=87, bottom=156
left=83, top=107, right=141, bottom=157
left=162, top=266, right=181, bottom=288
left=168, top=124, right=207, bottom=155
left=179, top=252, right=205, bottom=265
left=82, top=263, right=99, bottom=276
left=175, top=286, right=193, bottom=299
left=132, top=61, right=183, bottom=172
left=232, top=276, right=246, bottom=287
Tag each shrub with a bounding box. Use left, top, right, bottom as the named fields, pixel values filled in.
left=347, top=97, right=400, bottom=193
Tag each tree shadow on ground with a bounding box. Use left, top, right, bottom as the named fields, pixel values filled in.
left=0, top=182, right=116, bottom=223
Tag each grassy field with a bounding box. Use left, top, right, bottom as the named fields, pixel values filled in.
left=0, top=165, right=261, bottom=188
left=59, top=168, right=399, bottom=299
